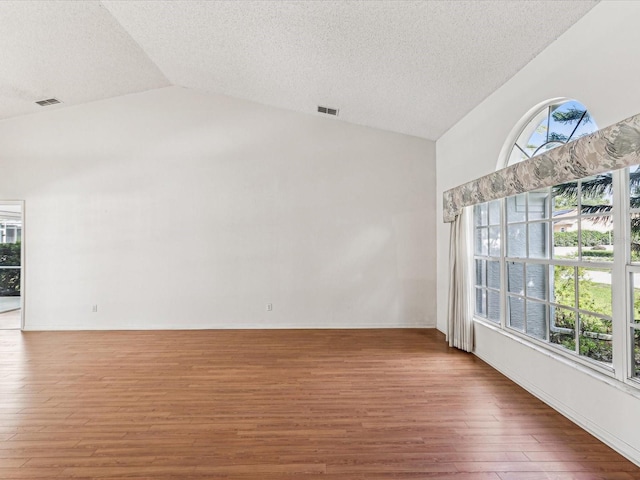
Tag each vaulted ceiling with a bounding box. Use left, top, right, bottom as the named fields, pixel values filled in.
left=1, top=0, right=598, bottom=140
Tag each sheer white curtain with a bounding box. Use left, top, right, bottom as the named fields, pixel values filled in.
left=447, top=206, right=474, bottom=352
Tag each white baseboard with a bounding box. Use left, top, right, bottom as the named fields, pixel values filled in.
left=22, top=322, right=436, bottom=331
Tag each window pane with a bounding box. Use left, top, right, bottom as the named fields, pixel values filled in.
left=526, top=301, right=547, bottom=340
left=508, top=296, right=524, bottom=331
left=524, top=112, right=548, bottom=156
left=507, top=224, right=526, bottom=258
left=507, top=262, right=524, bottom=294
left=568, top=114, right=598, bottom=142
left=629, top=164, right=640, bottom=209
left=553, top=182, right=578, bottom=213
left=631, top=164, right=640, bottom=262
left=632, top=272, right=640, bottom=324
left=489, top=226, right=501, bottom=256
left=487, top=290, right=500, bottom=323
left=488, top=200, right=500, bottom=225
left=580, top=174, right=612, bottom=211
left=548, top=101, right=594, bottom=145
left=475, top=203, right=488, bottom=226
left=528, top=190, right=549, bottom=220
left=580, top=217, right=613, bottom=263
left=578, top=267, right=612, bottom=317
left=526, top=263, right=547, bottom=300
left=475, top=227, right=488, bottom=256
left=475, top=288, right=486, bottom=317
left=579, top=314, right=612, bottom=364
left=631, top=213, right=640, bottom=263
left=631, top=168, right=640, bottom=263
left=552, top=219, right=577, bottom=260
left=633, top=327, right=640, bottom=379
left=487, top=261, right=500, bottom=289
left=553, top=265, right=575, bottom=308
left=550, top=306, right=576, bottom=353
left=528, top=222, right=548, bottom=259
left=475, top=259, right=486, bottom=287
left=508, top=146, right=528, bottom=166
left=506, top=195, right=526, bottom=223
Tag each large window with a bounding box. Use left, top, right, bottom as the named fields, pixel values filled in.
left=474, top=174, right=624, bottom=369
left=628, top=165, right=640, bottom=379
left=473, top=100, right=640, bottom=385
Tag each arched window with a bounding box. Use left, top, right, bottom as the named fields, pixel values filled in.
left=506, top=99, right=598, bottom=167
left=473, top=99, right=622, bottom=369
left=468, top=97, right=640, bottom=384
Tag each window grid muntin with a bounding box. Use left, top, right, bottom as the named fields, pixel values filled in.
left=476, top=178, right=616, bottom=368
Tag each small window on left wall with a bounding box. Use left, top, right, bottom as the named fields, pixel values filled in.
left=0, top=202, right=23, bottom=330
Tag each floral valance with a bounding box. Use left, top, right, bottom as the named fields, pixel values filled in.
left=442, top=112, right=640, bottom=223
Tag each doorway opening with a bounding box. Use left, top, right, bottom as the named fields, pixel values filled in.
left=0, top=202, right=22, bottom=329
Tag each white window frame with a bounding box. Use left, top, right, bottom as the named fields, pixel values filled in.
left=473, top=99, right=640, bottom=387
left=474, top=182, right=618, bottom=379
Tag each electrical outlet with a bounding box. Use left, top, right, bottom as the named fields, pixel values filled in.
left=266, top=303, right=273, bottom=311
left=92, top=304, right=98, bottom=313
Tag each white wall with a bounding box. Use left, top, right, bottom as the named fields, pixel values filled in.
left=0, top=86, right=435, bottom=330
left=436, top=1, right=640, bottom=465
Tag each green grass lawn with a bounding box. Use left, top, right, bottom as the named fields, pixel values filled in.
left=585, top=282, right=612, bottom=317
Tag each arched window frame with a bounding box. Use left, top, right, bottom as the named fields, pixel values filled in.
left=498, top=98, right=598, bottom=169
left=473, top=99, right=640, bottom=387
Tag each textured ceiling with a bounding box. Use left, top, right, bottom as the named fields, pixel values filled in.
left=0, top=1, right=169, bottom=120
left=2, top=1, right=598, bottom=140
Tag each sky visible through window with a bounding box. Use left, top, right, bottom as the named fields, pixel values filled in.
left=511, top=100, right=598, bottom=164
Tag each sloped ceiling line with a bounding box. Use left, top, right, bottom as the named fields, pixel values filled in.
left=2, top=0, right=598, bottom=140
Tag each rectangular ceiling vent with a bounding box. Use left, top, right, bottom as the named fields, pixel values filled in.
left=317, top=105, right=339, bottom=116
left=35, top=98, right=62, bottom=107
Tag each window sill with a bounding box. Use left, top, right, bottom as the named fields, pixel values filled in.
left=473, top=316, right=640, bottom=399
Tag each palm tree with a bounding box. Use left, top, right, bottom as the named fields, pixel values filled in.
left=552, top=169, right=640, bottom=249
left=541, top=105, right=640, bottom=249
left=524, top=105, right=593, bottom=157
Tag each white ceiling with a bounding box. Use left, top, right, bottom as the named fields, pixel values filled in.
left=0, top=1, right=169, bottom=120
left=2, top=0, right=598, bottom=140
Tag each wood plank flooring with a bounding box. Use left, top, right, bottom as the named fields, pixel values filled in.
left=0, top=309, right=20, bottom=330
left=0, top=328, right=637, bottom=479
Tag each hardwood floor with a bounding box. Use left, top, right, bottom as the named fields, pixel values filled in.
left=0, top=309, right=20, bottom=330
left=0, top=328, right=637, bottom=479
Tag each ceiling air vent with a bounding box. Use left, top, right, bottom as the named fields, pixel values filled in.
left=317, top=105, right=339, bottom=116
left=35, top=98, right=62, bottom=107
